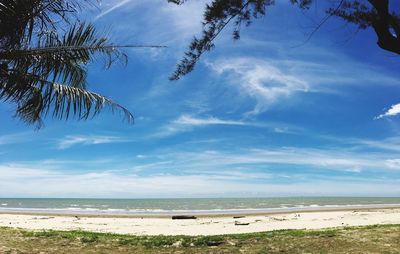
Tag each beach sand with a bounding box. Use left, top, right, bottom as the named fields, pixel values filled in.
left=0, top=208, right=400, bottom=236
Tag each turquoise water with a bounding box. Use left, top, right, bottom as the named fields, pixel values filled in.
left=0, top=197, right=400, bottom=215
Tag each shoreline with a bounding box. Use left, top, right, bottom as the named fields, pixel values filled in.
left=1, top=204, right=400, bottom=218
left=1, top=206, right=400, bottom=236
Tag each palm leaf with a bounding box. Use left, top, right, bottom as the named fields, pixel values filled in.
left=0, top=1, right=163, bottom=127
left=1, top=23, right=165, bottom=88
left=10, top=74, right=134, bottom=127
left=1, top=66, right=133, bottom=127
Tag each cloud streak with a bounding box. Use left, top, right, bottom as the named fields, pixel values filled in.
left=208, top=57, right=309, bottom=115
left=375, top=103, right=400, bottom=119
left=4, top=131, right=400, bottom=197
left=0, top=163, right=399, bottom=198
left=95, top=0, right=135, bottom=20
left=57, top=135, right=126, bottom=149
left=162, top=148, right=398, bottom=173
left=174, top=115, right=247, bottom=126
left=0, top=132, right=30, bottom=145
left=205, top=50, right=400, bottom=117
left=154, top=115, right=296, bottom=137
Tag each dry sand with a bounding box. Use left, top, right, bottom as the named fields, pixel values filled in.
left=0, top=208, right=400, bottom=236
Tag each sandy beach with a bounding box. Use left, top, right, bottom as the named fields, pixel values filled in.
left=0, top=208, right=399, bottom=236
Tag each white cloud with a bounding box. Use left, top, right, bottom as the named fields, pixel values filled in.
left=385, top=159, right=400, bottom=169
left=60, top=146, right=400, bottom=174
left=57, top=135, right=126, bottom=149
left=0, top=163, right=399, bottom=198
left=154, top=115, right=246, bottom=137
left=159, top=1, right=205, bottom=39
left=350, top=137, right=400, bottom=152
left=141, top=146, right=400, bottom=173
left=274, top=127, right=289, bottom=133
left=0, top=132, right=29, bottom=145
left=167, top=148, right=378, bottom=172
left=95, top=0, right=136, bottom=20
left=93, top=0, right=205, bottom=46
left=208, top=57, right=309, bottom=114
left=375, top=103, right=400, bottom=119
left=184, top=170, right=276, bottom=181
left=154, top=114, right=297, bottom=137
left=3, top=139, right=400, bottom=197
left=174, top=115, right=246, bottom=126
left=0, top=164, right=61, bottom=180
left=204, top=49, right=400, bottom=116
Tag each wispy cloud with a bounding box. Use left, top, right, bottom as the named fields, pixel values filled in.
left=159, top=1, right=204, bottom=39
left=0, top=163, right=399, bottom=198
left=0, top=132, right=30, bottom=145
left=162, top=148, right=385, bottom=173
left=89, top=146, right=400, bottom=174
left=154, top=115, right=244, bottom=137
left=93, top=0, right=204, bottom=47
left=175, top=115, right=247, bottom=126
left=207, top=57, right=309, bottom=115
left=205, top=50, right=400, bottom=116
left=154, top=114, right=296, bottom=137
left=375, top=103, right=400, bottom=119
left=95, top=0, right=135, bottom=20
left=3, top=132, right=400, bottom=197
left=57, top=135, right=126, bottom=149
left=350, top=137, right=400, bottom=152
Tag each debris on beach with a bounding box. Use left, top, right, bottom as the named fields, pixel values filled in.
left=234, top=221, right=250, bottom=226
left=233, top=216, right=245, bottom=219
left=32, top=217, right=55, bottom=220
left=270, top=217, right=287, bottom=221
left=172, top=215, right=197, bottom=220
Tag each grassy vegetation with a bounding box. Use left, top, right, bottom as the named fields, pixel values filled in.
left=0, top=224, right=400, bottom=253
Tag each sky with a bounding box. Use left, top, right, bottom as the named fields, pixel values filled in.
left=1, top=1, right=400, bottom=198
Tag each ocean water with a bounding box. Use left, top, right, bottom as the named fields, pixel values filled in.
left=0, top=197, right=399, bottom=215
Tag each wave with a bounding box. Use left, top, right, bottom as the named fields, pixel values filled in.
left=0, top=203, right=400, bottom=216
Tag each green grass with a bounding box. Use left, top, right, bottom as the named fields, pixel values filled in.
left=1, top=224, right=400, bottom=253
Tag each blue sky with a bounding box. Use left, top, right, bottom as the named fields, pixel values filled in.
left=1, top=1, right=400, bottom=198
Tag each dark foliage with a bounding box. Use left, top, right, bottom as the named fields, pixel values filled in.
left=0, top=0, right=162, bottom=127
left=328, top=0, right=400, bottom=54
left=170, top=0, right=400, bottom=80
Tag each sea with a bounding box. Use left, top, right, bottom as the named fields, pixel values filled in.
left=0, top=197, right=399, bottom=216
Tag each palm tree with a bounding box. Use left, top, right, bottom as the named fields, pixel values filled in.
left=0, top=0, right=160, bottom=127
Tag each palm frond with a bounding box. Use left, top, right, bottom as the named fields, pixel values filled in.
left=0, top=0, right=95, bottom=45
left=1, top=23, right=165, bottom=89
left=0, top=1, right=163, bottom=127
left=1, top=67, right=133, bottom=127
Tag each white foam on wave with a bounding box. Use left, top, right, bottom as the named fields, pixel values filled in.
left=1, top=203, right=400, bottom=216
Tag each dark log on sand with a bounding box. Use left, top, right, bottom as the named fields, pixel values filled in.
left=172, top=215, right=197, bottom=220
left=235, top=222, right=250, bottom=226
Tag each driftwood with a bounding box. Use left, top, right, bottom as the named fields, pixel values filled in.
left=172, top=215, right=197, bottom=220
left=234, top=222, right=250, bottom=226
left=233, top=216, right=245, bottom=219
